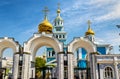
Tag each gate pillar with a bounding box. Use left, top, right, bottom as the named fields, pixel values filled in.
left=67, top=52, right=74, bottom=79
left=13, top=53, right=19, bottom=79
left=57, top=52, right=64, bottom=79
left=22, top=52, right=30, bottom=79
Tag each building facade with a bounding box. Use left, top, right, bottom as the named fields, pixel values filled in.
left=0, top=6, right=119, bottom=79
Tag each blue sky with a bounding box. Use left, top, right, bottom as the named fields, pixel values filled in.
left=0, top=0, right=120, bottom=56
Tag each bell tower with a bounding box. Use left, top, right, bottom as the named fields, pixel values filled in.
left=53, top=3, right=67, bottom=43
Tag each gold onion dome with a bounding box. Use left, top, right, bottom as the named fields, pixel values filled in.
left=85, top=20, right=95, bottom=35
left=38, top=7, right=53, bottom=34
left=57, top=8, right=61, bottom=13
left=38, top=19, right=53, bottom=33
left=85, top=28, right=95, bottom=35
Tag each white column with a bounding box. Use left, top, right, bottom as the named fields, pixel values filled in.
left=96, top=64, right=99, bottom=79
left=114, top=62, right=119, bottom=79
left=68, top=52, right=74, bottom=79
left=89, top=53, right=97, bottom=79
left=22, top=53, right=30, bottom=79
left=13, top=53, right=19, bottom=79
left=57, top=52, right=64, bottom=79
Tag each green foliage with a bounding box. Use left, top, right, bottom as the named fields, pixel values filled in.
left=35, top=57, right=46, bottom=68
left=6, top=68, right=10, bottom=75
left=35, top=57, right=46, bottom=77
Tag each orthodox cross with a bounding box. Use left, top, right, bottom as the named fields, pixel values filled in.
left=58, top=3, right=60, bottom=9
left=42, top=7, right=49, bottom=20
left=42, top=7, right=49, bottom=16
left=87, top=20, right=91, bottom=28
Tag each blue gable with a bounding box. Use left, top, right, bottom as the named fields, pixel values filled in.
left=97, top=47, right=106, bottom=54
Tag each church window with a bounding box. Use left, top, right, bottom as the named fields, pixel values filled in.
left=63, top=35, right=65, bottom=38
left=59, top=35, right=61, bottom=38
left=56, top=27, right=61, bottom=31
left=104, top=67, right=113, bottom=79
left=55, top=22, right=56, bottom=26
left=49, top=51, right=51, bottom=57
left=56, top=35, right=58, bottom=38
left=52, top=51, right=55, bottom=56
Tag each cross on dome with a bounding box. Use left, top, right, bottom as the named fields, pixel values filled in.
left=58, top=3, right=60, bottom=9
left=42, top=7, right=49, bottom=20
left=42, top=7, right=49, bottom=15
left=87, top=20, right=91, bottom=28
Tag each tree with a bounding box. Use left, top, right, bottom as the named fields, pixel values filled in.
left=35, top=57, right=46, bottom=78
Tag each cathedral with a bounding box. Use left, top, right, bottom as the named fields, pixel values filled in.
left=0, top=5, right=120, bottom=79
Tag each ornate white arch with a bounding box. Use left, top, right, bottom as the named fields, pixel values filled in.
left=23, top=33, right=63, bottom=60
left=0, top=37, right=20, bottom=57
left=68, top=37, right=96, bottom=53
left=67, top=37, right=96, bottom=79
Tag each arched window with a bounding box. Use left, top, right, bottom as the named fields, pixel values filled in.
left=104, top=67, right=113, bottom=79
left=63, top=35, right=65, bottom=38
left=52, top=51, right=55, bottom=57
left=59, top=35, right=61, bottom=38
left=56, top=35, right=58, bottom=38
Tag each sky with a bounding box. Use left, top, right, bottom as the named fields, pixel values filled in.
left=0, top=0, right=120, bottom=57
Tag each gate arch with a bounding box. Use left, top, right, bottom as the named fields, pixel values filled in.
left=0, top=37, right=20, bottom=79
left=23, top=34, right=64, bottom=79
left=68, top=37, right=96, bottom=53
left=24, top=34, right=63, bottom=60
left=67, top=37, right=96, bottom=79
left=0, top=37, right=20, bottom=57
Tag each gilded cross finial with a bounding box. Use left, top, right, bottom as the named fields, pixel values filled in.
left=87, top=20, right=91, bottom=27
left=42, top=7, right=49, bottom=15
left=42, top=7, right=49, bottom=20
left=58, top=3, right=60, bottom=9
left=57, top=3, right=61, bottom=14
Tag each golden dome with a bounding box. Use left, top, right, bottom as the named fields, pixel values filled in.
left=38, top=19, right=53, bottom=33
left=57, top=9, right=61, bottom=13
left=85, top=28, right=95, bottom=35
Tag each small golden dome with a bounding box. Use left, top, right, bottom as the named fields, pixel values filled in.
left=38, top=19, right=53, bottom=33
left=57, top=9, right=61, bottom=13
left=85, top=28, right=95, bottom=35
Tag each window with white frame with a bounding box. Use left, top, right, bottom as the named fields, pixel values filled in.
left=104, top=67, right=113, bottom=79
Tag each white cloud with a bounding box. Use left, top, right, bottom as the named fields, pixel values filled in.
left=95, top=30, right=120, bottom=53
left=61, top=0, right=120, bottom=23
left=95, top=3, right=120, bottom=21
left=22, top=28, right=36, bottom=35
left=96, top=30, right=120, bottom=51
left=90, top=0, right=114, bottom=5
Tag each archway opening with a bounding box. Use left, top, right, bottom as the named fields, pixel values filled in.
left=74, top=47, right=90, bottom=79
left=34, top=46, right=57, bottom=79
left=2, top=48, right=14, bottom=79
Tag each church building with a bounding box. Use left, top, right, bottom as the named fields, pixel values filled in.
left=0, top=5, right=120, bottom=79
